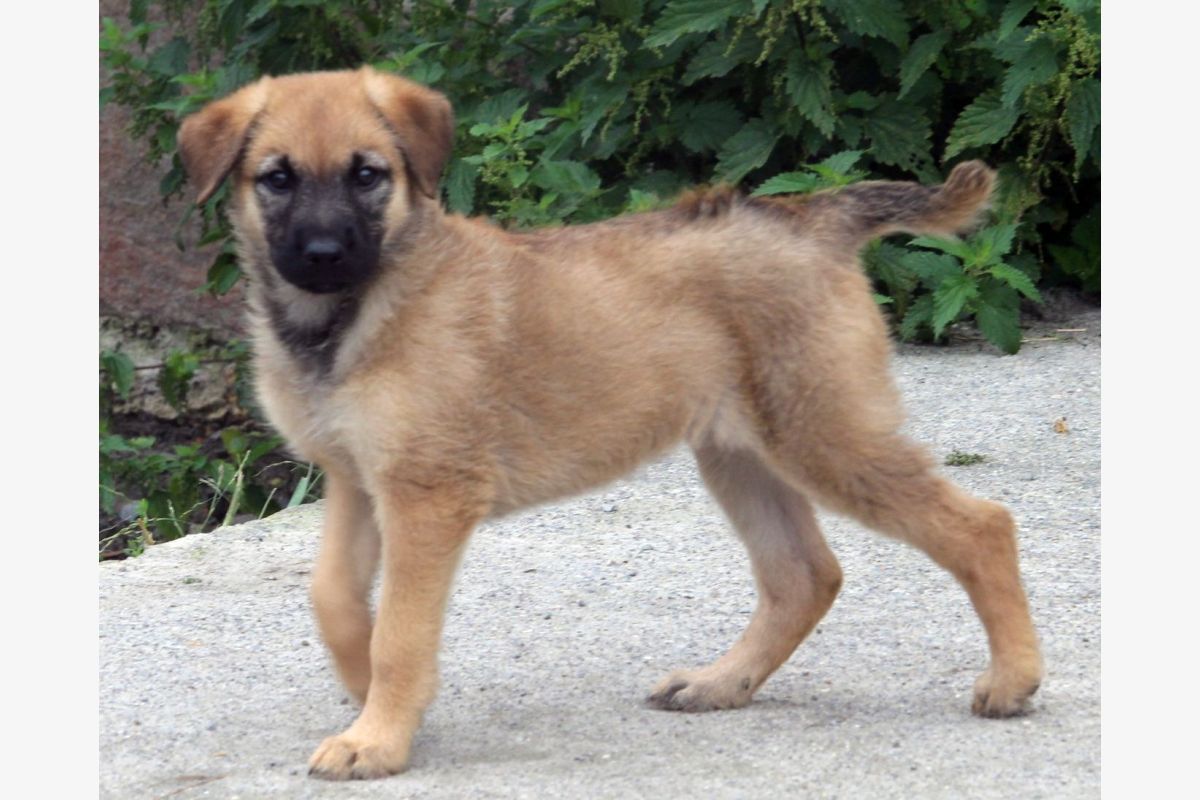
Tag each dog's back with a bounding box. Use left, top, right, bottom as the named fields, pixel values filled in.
left=473, top=163, right=995, bottom=514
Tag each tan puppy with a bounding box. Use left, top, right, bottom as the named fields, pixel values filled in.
left=178, top=67, right=1042, bottom=780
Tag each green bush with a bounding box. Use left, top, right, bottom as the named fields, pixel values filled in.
left=101, top=0, right=1099, bottom=353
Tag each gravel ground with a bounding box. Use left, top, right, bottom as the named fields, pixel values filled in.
left=99, top=303, right=1100, bottom=799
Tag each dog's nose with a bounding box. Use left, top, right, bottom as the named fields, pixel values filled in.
left=303, top=237, right=344, bottom=266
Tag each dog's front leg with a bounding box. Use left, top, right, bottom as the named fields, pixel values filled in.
left=311, top=469, right=380, bottom=705
left=308, top=483, right=480, bottom=780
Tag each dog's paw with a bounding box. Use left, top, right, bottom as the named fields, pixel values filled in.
left=307, top=729, right=411, bottom=781
left=646, top=668, right=756, bottom=712
left=971, top=661, right=1042, bottom=718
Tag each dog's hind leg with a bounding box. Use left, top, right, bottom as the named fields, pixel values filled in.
left=755, top=312, right=1042, bottom=716
left=647, top=442, right=842, bottom=711
left=310, top=470, right=381, bottom=705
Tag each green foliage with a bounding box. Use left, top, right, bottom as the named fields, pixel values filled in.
left=945, top=450, right=987, bottom=466
left=101, top=0, right=1099, bottom=304
left=874, top=221, right=1042, bottom=353
left=98, top=340, right=322, bottom=559
left=99, top=350, right=136, bottom=416
left=99, top=417, right=323, bottom=556
left=751, top=149, right=866, bottom=195
left=1048, top=205, right=1099, bottom=291
left=158, top=350, right=200, bottom=411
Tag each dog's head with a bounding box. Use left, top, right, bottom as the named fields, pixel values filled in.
left=178, top=67, right=454, bottom=295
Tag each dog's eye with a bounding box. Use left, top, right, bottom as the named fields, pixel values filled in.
left=353, top=166, right=384, bottom=189
left=261, top=169, right=295, bottom=192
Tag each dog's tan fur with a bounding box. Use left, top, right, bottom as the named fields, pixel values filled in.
left=179, top=67, right=1042, bottom=780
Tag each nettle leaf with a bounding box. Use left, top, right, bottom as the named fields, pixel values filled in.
left=101, top=351, right=136, bottom=398
left=205, top=251, right=242, bottom=296
left=376, top=42, right=441, bottom=74
left=578, top=81, right=628, bottom=143
left=989, top=262, right=1043, bottom=302
left=970, top=223, right=1018, bottom=264
left=824, top=0, right=909, bottom=47
left=808, top=163, right=862, bottom=186
left=102, top=433, right=154, bottom=455
left=975, top=281, right=1022, bottom=354
left=159, top=350, right=200, bottom=411
left=530, top=0, right=577, bottom=18
left=1008, top=251, right=1042, bottom=284
left=220, top=427, right=249, bottom=459
left=675, top=101, right=745, bottom=153
left=944, top=90, right=1019, bottom=159
left=505, top=162, right=533, bottom=192
left=989, top=25, right=1036, bottom=63
left=902, top=250, right=963, bottom=289
left=444, top=158, right=478, bottom=214
left=624, top=188, right=663, bottom=213
left=898, top=31, right=949, bottom=99
left=540, top=118, right=580, bottom=161
left=899, top=294, right=934, bottom=341
left=752, top=149, right=865, bottom=196
left=997, top=0, right=1036, bottom=41
left=842, top=91, right=881, bottom=111
left=682, top=34, right=761, bottom=85
left=470, top=89, right=530, bottom=127
left=865, top=241, right=917, bottom=295
left=910, top=233, right=972, bottom=260
left=643, top=0, right=749, bottom=49
left=993, top=163, right=1043, bottom=221
left=1066, top=77, right=1100, bottom=170
left=148, top=37, right=190, bottom=77
left=517, top=117, right=554, bottom=138
left=820, top=150, right=866, bottom=176
left=1000, top=35, right=1059, bottom=107
left=532, top=160, right=602, bottom=197
left=403, top=60, right=446, bottom=86
left=862, top=98, right=932, bottom=171
left=751, top=172, right=822, bottom=196
left=785, top=54, right=835, bottom=137
left=715, top=118, right=779, bottom=185
left=931, top=273, right=979, bottom=337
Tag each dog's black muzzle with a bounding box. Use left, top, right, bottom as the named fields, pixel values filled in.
left=272, top=224, right=379, bottom=295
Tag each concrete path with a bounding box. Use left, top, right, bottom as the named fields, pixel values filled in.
left=99, top=305, right=1100, bottom=799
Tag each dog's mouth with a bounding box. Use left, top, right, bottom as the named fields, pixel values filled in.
left=298, top=279, right=353, bottom=295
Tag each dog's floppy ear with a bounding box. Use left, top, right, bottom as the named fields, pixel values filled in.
left=177, top=78, right=271, bottom=205
left=361, top=67, right=455, bottom=200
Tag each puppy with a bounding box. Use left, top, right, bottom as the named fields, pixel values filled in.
left=178, top=67, right=1042, bottom=780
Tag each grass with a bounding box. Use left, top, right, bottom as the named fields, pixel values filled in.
left=944, top=450, right=987, bottom=467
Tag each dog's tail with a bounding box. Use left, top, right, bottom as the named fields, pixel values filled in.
left=817, top=160, right=996, bottom=244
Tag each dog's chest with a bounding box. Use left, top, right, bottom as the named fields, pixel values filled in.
left=252, top=346, right=351, bottom=467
